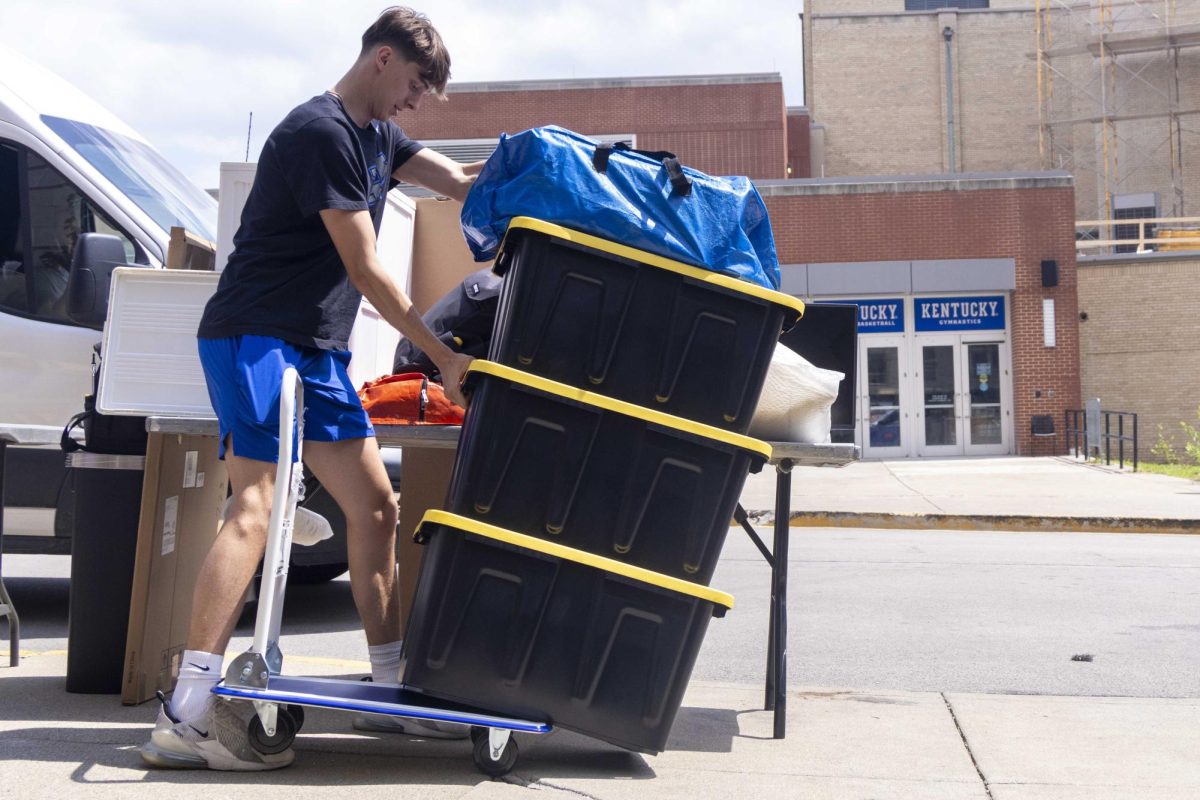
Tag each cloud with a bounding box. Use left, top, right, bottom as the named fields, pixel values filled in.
left=0, top=0, right=802, bottom=188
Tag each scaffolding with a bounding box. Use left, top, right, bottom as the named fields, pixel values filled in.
left=1035, top=0, right=1200, bottom=242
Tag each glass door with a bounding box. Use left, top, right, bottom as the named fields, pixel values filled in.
left=917, top=339, right=963, bottom=456
left=860, top=338, right=909, bottom=458
left=963, top=341, right=1008, bottom=455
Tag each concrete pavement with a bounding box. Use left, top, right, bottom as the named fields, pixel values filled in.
left=1, top=455, right=1197, bottom=798
left=2, top=649, right=1198, bottom=799
left=741, top=455, right=1200, bottom=533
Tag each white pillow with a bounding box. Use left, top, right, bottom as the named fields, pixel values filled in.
left=749, top=343, right=844, bottom=444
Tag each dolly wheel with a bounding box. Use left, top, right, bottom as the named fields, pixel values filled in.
left=473, top=732, right=519, bottom=778
left=469, top=726, right=489, bottom=746
left=248, top=707, right=298, bottom=755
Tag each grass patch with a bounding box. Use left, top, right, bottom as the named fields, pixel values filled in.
left=1139, top=462, right=1200, bottom=481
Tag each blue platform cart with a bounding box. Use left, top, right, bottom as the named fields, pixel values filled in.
left=211, top=367, right=552, bottom=777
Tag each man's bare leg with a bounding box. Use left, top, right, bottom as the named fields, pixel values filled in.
left=302, top=435, right=400, bottom=646
left=187, top=446, right=278, bottom=654
left=304, top=435, right=464, bottom=738
left=155, top=442, right=278, bottom=723
left=142, top=440, right=296, bottom=772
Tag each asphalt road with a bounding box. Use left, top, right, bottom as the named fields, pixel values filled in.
left=6, top=526, right=1199, bottom=699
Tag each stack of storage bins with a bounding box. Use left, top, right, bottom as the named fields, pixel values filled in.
left=403, top=217, right=805, bottom=754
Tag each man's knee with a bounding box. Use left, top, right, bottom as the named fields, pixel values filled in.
left=345, top=489, right=398, bottom=535
left=379, top=492, right=399, bottom=530
left=223, top=498, right=272, bottom=544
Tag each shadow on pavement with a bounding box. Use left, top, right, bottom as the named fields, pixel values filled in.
left=0, top=676, right=661, bottom=783
left=0, top=723, right=518, bottom=787
left=0, top=717, right=658, bottom=786
left=665, top=705, right=743, bottom=752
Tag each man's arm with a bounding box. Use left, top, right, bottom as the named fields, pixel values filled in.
left=319, top=207, right=473, bottom=405
left=393, top=149, right=486, bottom=202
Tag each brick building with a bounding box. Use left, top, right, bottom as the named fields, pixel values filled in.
left=803, top=0, right=1040, bottom=179
left=1077, top=253, right=1200, bottom=461
left=404, top=74, right=793, bottom=181
left=405, top=74, right=1081, bottom=457
left=802, top=0, right=1200, bottom=222
left=761, top=173, right=1080, bottom=458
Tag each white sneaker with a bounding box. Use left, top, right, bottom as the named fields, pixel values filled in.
left=352, top=713, right=470, bottom=739
left=142, top=693, right=205, bottom=768
left=141, top=697, right=294, bottom=771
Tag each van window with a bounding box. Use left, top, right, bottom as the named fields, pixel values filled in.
left=0, top=142, right=146, bottom=324
left=41, top=115, right=218, bottom=244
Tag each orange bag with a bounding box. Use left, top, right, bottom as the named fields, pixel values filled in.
left=357, top=373, right=465, bottom=425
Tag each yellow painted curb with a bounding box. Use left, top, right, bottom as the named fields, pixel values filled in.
left=739, top=510, right=1200, bottom=535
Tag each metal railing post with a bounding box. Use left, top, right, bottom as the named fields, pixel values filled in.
left=1104, top=413, right=1111, bottom=465
left=1128, top=417, right=1137, bottom=472
left=1118, top=414, right=1125, bottom=469
left=1064, top=409, right=1138, bottom=471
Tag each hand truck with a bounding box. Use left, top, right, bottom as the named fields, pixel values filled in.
left=212, top=367, right=550, bottom=776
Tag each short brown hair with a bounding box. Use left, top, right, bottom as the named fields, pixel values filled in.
left=361, top=7, right=451, bottom=96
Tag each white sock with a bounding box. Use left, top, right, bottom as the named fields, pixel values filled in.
left=170, top=649, right=223, bottom=721
left=368, top=640, right=404, bottom=684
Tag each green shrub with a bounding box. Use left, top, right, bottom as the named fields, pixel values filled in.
left=1182, top=406, right=1200, bottom=466
left=1151, top=423, right=1178, bottom=465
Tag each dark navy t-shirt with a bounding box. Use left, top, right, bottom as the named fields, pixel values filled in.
left=198, top=92, right=423, bottom=349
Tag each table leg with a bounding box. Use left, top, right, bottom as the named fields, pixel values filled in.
left=765, top=570, right=776, bottom=710
left=772, top=459, right=793, bottom=739
left=0, top=439, right=19, bottom=667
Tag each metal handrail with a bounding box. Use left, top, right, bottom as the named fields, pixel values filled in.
left=1076, top=215, right=1200, bottom=254
left=1064, top=409, right=1138, bottom=471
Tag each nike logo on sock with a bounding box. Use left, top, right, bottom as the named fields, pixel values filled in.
left=188, top=725, right=209, bottom=737
left=187, top=663, right=211, bottom=671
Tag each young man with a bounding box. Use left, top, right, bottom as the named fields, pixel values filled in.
left=141, top=7, right=479, bottom=771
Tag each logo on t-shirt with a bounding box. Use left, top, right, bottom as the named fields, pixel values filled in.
left=367, top=152, right=388, bottom=210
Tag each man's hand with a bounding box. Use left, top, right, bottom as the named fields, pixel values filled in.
left=436, top=352, right=475, bottom=408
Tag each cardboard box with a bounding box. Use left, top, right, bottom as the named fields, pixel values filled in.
left=166, top=226, right=216, bottom=271
left=122, top=433, right=227, bottom=705
left=409, top=196, right=491, bottom=313
left=396, top=447, right=456, bottom=637
left=394, top=197, right=491, bottom=635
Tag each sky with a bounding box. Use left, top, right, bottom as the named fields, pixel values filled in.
left=0, top=1, right=805, bottom=190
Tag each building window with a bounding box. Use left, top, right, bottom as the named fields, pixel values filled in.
left=1112, top=193, right=1159, bottom=254
left=1113, top=205, right=1157, bottom=254
left=905, top=0, right=989, bottom=10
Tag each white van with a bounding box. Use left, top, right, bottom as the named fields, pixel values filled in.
left=0, top=46, right=363, bottom=580
left=0, top=46, right=218, bottom=427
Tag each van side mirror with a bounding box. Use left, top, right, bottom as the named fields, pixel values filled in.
left=66, top=233, right=135, bottom=329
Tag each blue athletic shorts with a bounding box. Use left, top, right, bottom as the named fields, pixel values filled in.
left=197, top=335, right=374, bottom=463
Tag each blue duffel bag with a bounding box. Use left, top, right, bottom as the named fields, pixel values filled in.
left=460, top=126, right=781, bottom=290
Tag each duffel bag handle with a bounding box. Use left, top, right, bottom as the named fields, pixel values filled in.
left=592, top=141, right=693, bottom=197
left=660, top=156, right=692, bottom=197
